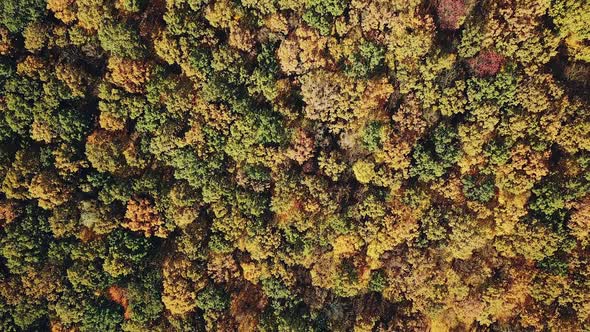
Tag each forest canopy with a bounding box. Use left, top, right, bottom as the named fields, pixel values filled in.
left=1, top=0, right=590, bottom=331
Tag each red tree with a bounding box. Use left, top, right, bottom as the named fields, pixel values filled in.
left=468, top=50, right=505, bottom=77
left=437, top=0, right=467, bottom=30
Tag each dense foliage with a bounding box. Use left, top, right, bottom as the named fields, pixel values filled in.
left=0, top=0, right=590, bottom=331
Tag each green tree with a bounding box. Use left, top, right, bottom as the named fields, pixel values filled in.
left=0, top=0, right=45, bottom=33
left=103, top=230, right=154, bottom=278
left=303, top=0, right=349, bottom=35
left=0, top=205, right=51, bottom=274
left=98, top=23, right=145, bottom=59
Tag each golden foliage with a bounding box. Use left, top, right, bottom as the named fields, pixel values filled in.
left=124, top=197, right=168, bottom=238
left=107, top=57, right=153, bottom=94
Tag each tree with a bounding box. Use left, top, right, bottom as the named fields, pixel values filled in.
left=303, top=0, right=349, bottom=35
left=300, top=70, right=392, bottom=134
left=352, top=160, right=376, bottom=184
left=76, top=0, right=115, bottom=30
left=23, top=23, right=49, bottom=52
left=549, top=0, right=590, bottom=62
left=126, top=270, right=164, bottom=325
left=164, top=181, right=201, bottom=228
left=468, top=50, right=504, bottom=77
left=29, top=171, right=72, bottom=209
left=103, top=230, right=154, bottom=278
left=2, top=150, right=41, bottom=200
left=436, top=0, right=469, bottom=30
left=410, top=122, right=460, bottom=182
left=0, top=0, right=45, bottom=33
left=196, top=285, right=229, bottom=311
left=107, top=57, right=154, bottom=94
left=161, top=256, right=206, bottom=315
left=462, top=175, right=495, bottom=203
left=47, top=0, right=77, bottom=24
left=85, top=130, right=131, bottom=175
left=123, top=197, right=168, bottom=237
left=277, top=27, right=329, bottom=75
left=48, top=203, right=80, bottom=238
left=98, top=23, right=145, bottom=59
left=0, top=205, right=51, bottom=274
left=344, top=40, right=386, bottom=78
left=3, top=76, right=41, bottom=136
